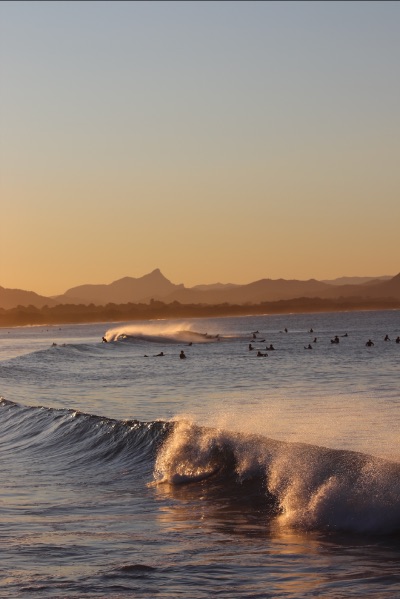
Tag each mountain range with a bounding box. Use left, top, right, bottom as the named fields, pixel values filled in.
left=0, top=270, right=399, bottom=311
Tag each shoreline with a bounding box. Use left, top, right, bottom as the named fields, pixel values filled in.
left=1, top=298, right=399, bottom=328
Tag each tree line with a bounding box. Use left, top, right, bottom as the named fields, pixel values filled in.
left=1, top=296, right=399, bottom=327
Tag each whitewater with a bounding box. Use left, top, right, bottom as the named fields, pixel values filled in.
left=0, top=310, right=399, bottom=598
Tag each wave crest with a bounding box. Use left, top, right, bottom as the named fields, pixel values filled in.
left=153, top=419, right=400, bottom=534
left=104, top=322, right=221, bottom=344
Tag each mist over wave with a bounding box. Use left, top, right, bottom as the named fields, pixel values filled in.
left=1, top=395, right=399, bottom=537
left=154, top=418, right=400, bottom=535
left=104, top=322, right=223, bottom=344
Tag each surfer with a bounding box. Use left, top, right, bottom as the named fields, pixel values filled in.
left=154, top=352, right=164, bottom=357
left=102, top=336, right=108, bottom=343
left=180, top=350, right=186, bottom=359
left=249, top=343, right=254, bottom=351
left=396, top=337, right=400, bottom=344
left=366, top=339, right=374, bottom=347
left=304, top=344, right=313, bottom=350
left=257, top=351, right=267, bottom=357
left=267, top=344, right=275, bottom=350
left=384, top=334, right=390, bottom=341
left=313, top=337, right=317, bottom=343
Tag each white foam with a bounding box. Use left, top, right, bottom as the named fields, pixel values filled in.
left=153, top=417, right=400, bottom=534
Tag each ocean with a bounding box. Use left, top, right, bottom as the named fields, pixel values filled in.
left=0, top=310, right=399, bottom=598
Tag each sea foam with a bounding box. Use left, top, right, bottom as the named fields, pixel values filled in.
left=153, top=418, right=400, bottom=534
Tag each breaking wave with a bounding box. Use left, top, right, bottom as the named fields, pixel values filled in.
left=104, top=322, right=223, bottom=344
left=153, top=419, right=400, bottom=535
left=1, top=398, right=399, bottom=535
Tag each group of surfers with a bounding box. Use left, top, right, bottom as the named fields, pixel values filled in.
left=100, top=329, right=400, bottom=358
left=248, top=329, right=400, bottom=355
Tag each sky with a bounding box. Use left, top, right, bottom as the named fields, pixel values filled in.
left=1, top=1, right=399, bottom=296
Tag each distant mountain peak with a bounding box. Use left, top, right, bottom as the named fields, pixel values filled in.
left=145, top=268, right=168, bottom=280
left=113, top=269, right=166, bottom=283
left=55, top=269, right=183, bottom=305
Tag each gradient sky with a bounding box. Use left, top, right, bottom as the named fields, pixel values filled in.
left=1, top=1, right=399, bottom=296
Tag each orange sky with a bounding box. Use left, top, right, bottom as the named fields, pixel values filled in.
left=1, top=2, right=399, bottom=295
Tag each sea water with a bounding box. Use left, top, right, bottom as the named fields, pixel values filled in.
left=0, top=310, right=399, bottom=598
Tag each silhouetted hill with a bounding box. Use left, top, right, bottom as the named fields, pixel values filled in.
left=159, top=273, right=400, bottom=304
left=191, top=282, right=239, bottom=292
left=54, top=269, right=184, bottom=305
left=164, top=278, right=332, bottom=304
left=0, top=286, right=57, bottom=310
left=165, top=273, right=399, bottom=304
left=316, top=273, right=400, bottom=300
left=322, top=276, right=392, bottom=286
left=1, top=270, right=399, bottom=311
left=364, top=272, right=400, bottom=298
